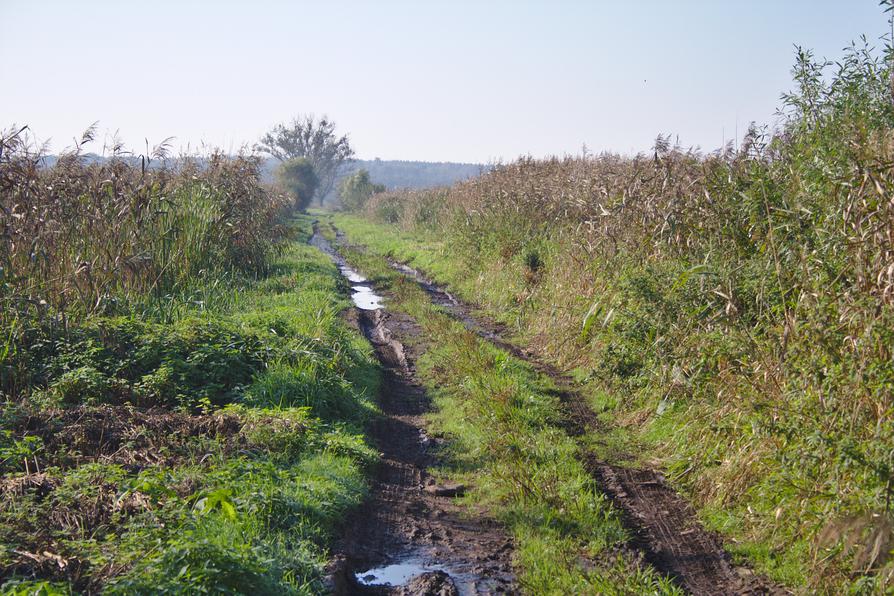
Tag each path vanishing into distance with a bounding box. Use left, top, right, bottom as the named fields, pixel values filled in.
left=310, top=221, right=786, bottom=596
left=7, top=6, right=893, bottom=593
left=311, top=227, right=515, bottom=595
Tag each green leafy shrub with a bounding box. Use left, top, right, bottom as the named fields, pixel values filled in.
left=104, top=538, right=293, bottom=596
left=0, top=216, right=380, bottom=593
left=41, top=366, right=128, bottom=406
left=0, top=579, right=71, bottom=596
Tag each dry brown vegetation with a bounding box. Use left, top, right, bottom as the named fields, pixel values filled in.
left=0, top=125, right=288, bottom=322
left=0, top=127, right=378, bottom=593
left=350, top=43, right=894, bottom=589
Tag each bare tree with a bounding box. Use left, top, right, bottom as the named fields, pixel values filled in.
left=255, top=115, right=354, bottom=205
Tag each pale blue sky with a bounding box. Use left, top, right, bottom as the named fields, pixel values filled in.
left=0, top=1, right=888, bottom=162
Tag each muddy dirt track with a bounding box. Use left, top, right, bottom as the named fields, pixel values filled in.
left=314, top=225, right=785, bottom=595
left=387, top=260, right=786, bottom=596
left=312, top=230, right=515, bottom=595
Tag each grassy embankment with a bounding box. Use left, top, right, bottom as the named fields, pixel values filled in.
left=316, top=220, right=681, bottom=594
left=330, top=38, right=894, bottom=593
left=0, top=135, right=378, bottom=594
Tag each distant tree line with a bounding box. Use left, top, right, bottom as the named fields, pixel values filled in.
left=344, top=159, right=484, bottom=191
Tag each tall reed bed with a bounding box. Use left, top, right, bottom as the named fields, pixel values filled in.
left=0, top=127, right=377, bottom=591
left=352, top=41, right=894, bottom=587
left=0, top=128, right=289, bottom=398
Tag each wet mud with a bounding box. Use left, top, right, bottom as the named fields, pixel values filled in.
left=384, top=259, right=787, bottom=596
left=311, top=227, right=515, bottom=595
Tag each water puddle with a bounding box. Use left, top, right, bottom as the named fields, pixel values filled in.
left=355, top=559, right=445, bottom=587
left=337, top=265, right=383, bottom=310
left=354, top=554, right=488, bottom=594
left=341, top=267, right=366, bottom=285
left=349, top=282, right=384, bottom=310
left=311, top=228, right=384, bottom=311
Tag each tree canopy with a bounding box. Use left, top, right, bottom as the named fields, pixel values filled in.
left=256, top=115, right=353, bottom=205
left=277, top=157, right=319, bottom=211
left=338, top=168, right=384, bottom=211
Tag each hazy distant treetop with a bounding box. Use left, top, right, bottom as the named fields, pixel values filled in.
left=255, top=115, right=354, bottom=205
left=277, top=157, right=319, bottom=212
left=338, top=168, right=384, bottom=211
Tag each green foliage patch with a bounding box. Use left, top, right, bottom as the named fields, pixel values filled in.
left=0, top=217, right=379, bottom=594
left=331, top=29, right=894, bottom=592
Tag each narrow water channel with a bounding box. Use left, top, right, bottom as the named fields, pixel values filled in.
left=309, top=227, right=384, bottom=311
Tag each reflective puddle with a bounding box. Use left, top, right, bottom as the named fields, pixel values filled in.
left=355, top=559, right=445, bottom=587
left=342, top=267, right=366, bottom=285
left=311, top=228, right=384, bottom=311
left=353, top=554, right=491, bottom=594
left=338, top=265, right=384, bottom=311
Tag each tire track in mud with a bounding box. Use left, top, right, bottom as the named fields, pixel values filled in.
left=346, top=245, right=784, bottom=595
left=311, top=229, right=515, bottom=596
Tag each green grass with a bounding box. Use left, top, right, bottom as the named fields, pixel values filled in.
left=326, top=230, right=681, bottom=594
left=0, top=216, right=379, bottom=594
left=324, top=43, right=894, bottom=593
left=330, top=175, right=894, bottom=593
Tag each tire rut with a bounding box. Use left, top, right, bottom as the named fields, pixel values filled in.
left=380, top=258, right=786, bottom=596
left=312, top=228, right=516, bottom=595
